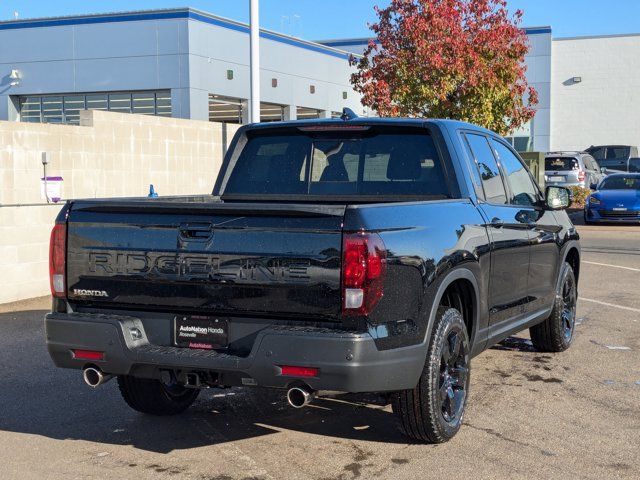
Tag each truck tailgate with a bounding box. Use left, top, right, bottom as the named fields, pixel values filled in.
left=66, top=199, right=345, bottom=320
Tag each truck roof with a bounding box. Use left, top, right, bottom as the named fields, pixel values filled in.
left=242, top=116, right=497, bottom=137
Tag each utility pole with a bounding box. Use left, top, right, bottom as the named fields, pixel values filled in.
left=250, top=0, right=260, bottom=123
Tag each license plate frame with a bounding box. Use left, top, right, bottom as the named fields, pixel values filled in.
left=174, top=315, right=228, bottom=349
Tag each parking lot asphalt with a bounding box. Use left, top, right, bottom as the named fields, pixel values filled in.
left=1, top=220, right=639, bottom=480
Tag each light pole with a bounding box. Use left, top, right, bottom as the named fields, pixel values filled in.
left=250, top=0, right=260, bottom=123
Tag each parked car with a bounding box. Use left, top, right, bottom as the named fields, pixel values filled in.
left=545, top=151, right=604, bottom=188
left=585, top=145, right=640, bottom=173
left=45, top=114, right=580, bottom=444
left=585, top=173, right=640, bottom=224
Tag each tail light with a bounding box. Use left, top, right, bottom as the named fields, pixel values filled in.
left=578, top=170, right=586, bottom=182
left=49, top=223, right=66, bottom=298
left=342, top=232, right=387, bottom=316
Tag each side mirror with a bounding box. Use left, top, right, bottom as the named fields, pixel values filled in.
left=589, top=183, right=597, bottom=190
left=545, top=186, right=572, bottom=210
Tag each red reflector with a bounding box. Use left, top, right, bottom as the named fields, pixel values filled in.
left=73, top=350, right=104, bottom=361
left=279, top=365, right=319, bottom=377
left=578, top=170, right=586, bottom=182
left=49, top=223, right=67, bottom=298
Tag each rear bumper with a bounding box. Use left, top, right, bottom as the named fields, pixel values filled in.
left=45, top=312, right=426, bottom=393
left=546, top=180, right=587, bottom=189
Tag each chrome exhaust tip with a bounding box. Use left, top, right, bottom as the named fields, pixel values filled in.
left=83, top=367, right=113, bottom=388
left=286, top=386, right=315, bottom=408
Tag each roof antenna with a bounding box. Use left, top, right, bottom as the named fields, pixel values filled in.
left=341, top=107, right=358, bottom=121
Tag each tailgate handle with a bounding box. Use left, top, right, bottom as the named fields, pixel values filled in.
left=179, top=223, right=213, bottom=241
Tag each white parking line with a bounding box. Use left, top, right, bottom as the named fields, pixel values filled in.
left=580, top=297, right=640, bottom=317
left=583, top=261, right=640, bottom=272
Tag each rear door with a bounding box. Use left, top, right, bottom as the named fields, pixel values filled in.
left=463, top=132, right=531, bottom=326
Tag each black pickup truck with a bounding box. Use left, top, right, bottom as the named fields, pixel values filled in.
left=45, top=115, right=580, bottom=443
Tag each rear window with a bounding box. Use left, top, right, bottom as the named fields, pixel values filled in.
left=587, top=147, right=605, bottom=160
left=546, top=157, right=579, bottom=171
left=221, top=128, right=451, bottom=198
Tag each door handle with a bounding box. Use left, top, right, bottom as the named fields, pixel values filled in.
left=490, top=217, right=504, bottom=228
left=178, top=223, right=214, bottom=241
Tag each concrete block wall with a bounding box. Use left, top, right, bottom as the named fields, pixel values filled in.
left=0, top=110, right=238, bottom=304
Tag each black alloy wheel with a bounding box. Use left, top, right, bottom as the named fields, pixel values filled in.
left=439, top=329, right=469, bottom=424
left=530, top=262, right=577, bottom=352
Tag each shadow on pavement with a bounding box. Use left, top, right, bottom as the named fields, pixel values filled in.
left=0, top=309, right=410, bottom=453
left=491, top=336, right=537, bottom=352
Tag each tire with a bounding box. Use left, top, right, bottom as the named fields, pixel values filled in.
left=392, top=307, right=470, bottom=443
left=530, top=262, right=577, bottom=352
left=117, top=375, right=200, bottom=416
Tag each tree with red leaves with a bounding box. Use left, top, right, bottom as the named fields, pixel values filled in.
left=351, top=0, right=538, bottom=136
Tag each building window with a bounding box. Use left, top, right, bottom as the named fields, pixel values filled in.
left=63, top=95, right=85, bottom=124
left=108, top=93, right=132, bottom=113
left=260, top=102, right=285, bottom=122
left=42, top=96, right=63, bottom=124
left=296, top=107, right=321, bottom=119
left=19, top=96, right=42, bottom=123
left=209, top=95, right=244, bottom=124
left=18, top=90, right=172, bottom=124
left=504, top=136, right=533, bottom=153
left=86, top=94, right=108, bottom=111
left=506, top=120, right=533, bottom=153
left=155, top=91, right=172, bottom=117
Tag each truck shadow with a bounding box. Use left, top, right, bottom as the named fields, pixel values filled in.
left=0, top=309, right=411, bottom=453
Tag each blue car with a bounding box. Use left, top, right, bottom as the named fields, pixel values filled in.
left=585, top=173, right=640, bottom=223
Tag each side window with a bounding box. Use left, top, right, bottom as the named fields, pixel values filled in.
left=460, top=134, right=485, bottom=200
left=583, top=156, right=596, bottom=172
left=491, top=139, right=539, bottom=207
left=589, top=147, right=605, bottom=161
left=465, top=133, right=507, bottom=204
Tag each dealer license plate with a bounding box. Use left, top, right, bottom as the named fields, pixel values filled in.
left=613, top=208, right=627, bottom=211
left=174, top=315, right=228, bottom=349
left=548, top=176, right=564, bottom=182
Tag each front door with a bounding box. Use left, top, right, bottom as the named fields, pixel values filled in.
left=490, top=139, right=560, bottom=317
left=463, top=133, right=531, bottom=326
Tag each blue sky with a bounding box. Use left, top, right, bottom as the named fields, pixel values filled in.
left=1, top=1, right=639, bottom=40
